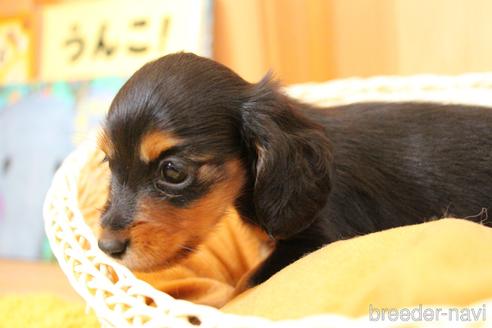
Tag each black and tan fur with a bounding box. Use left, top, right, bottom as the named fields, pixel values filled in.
left=98, top=52, right=492, bottom=290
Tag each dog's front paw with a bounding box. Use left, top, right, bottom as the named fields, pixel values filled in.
left=232, top=269, right=256, bottom=297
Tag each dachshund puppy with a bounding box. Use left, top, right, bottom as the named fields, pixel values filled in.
left=97, top=52, right=492, bottom=290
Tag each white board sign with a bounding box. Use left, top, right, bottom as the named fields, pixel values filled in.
left=40, top=0, right=212, bottom=81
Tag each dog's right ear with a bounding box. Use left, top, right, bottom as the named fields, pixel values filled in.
left=237, top=76, right=333, bottom=240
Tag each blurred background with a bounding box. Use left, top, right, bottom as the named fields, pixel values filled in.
left=1, top=0, right=492, bottom=298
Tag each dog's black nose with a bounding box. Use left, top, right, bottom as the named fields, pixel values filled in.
left=98, top=238, right=129, bottom=257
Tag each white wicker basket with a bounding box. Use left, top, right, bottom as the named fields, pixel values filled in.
left=44, top=73, right=492, bottom=328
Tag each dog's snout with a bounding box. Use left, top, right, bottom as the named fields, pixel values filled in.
left=98, top=238, right=129, bottom=258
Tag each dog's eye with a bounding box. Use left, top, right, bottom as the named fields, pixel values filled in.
left=160, top=161, right=188, bottom=184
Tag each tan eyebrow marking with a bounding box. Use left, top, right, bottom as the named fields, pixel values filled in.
left=140, top=131, right=181, bottom=163
left=97, top=129, right=114, bottom=158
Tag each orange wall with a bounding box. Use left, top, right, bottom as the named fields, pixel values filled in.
left=213, top=0, right=334, bottom=84
left=215, top=0, right=492, bottom=83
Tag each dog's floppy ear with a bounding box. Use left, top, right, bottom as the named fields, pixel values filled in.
left=239, top=76, right=333, bottom=239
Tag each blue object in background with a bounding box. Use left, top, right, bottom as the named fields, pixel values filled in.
left=0, top=78, right=125, bottom=260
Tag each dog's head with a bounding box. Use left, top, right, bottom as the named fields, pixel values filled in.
left=97, top=53, right=332, bottom=271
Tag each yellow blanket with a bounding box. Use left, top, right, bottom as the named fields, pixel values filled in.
left=223, top=218, right=492, bottom=320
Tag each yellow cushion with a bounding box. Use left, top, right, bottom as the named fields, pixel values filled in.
left=222, top=219, right=492, bottom=320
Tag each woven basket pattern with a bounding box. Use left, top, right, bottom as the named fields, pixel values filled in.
left=44, top=73, right=492, bottom=327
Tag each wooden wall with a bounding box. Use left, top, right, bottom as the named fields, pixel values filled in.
left=214, top=0, right=334, bottom=84
left=393, top=0, right=492, bottom=75
left=214, top=0, right=492, bottom=84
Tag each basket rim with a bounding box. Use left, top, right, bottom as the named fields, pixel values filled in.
left=43, top=73, right=492, bottom=327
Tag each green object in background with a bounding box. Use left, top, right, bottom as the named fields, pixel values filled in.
left=41, top=237, right=55, bottom=262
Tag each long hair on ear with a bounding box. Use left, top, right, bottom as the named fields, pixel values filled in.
left=238, top=74, right=333, bottom=239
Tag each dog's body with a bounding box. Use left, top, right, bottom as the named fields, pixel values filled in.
left=98, top=53, right=492, bottom=289
left=236, top=101, right=492, bottom=285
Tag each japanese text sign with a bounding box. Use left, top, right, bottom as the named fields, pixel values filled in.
left=40, top=0, right=212, bottom=81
